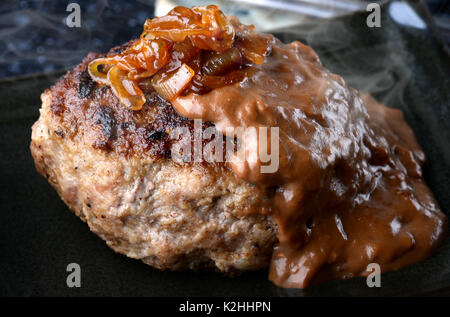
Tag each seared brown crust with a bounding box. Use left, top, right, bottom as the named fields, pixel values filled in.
left=48, top=42, right=221, bottom=160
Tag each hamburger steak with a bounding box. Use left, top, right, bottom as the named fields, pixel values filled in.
left=30, top=50, right=277, bottom=273
left=30, top=5, right=446, bottom=288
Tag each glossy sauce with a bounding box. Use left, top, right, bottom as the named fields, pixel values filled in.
left=172, top=36, right=447, bottom=288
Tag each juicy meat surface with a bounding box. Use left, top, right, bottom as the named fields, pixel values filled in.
left=30, top=47, right=277, bottom=272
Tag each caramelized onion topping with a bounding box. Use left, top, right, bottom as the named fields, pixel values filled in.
left=151, top=63, right=195, bottom=101
left=107, top=66, right=146, bottom=110
left=87, top=5, right=271, bottom=110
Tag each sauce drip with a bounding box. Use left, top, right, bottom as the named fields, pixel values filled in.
left=172, top=37, right=447, bottom=288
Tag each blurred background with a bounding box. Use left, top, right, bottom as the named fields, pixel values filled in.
left=0, top=0, right=448, bottom=79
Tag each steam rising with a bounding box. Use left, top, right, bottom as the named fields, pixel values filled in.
left=271, top=5, right=412, bottom=115
left=0, top=0, right=154, bottom=77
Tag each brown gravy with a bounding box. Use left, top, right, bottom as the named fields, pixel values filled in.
left=172, top=37, right=447, bottom=288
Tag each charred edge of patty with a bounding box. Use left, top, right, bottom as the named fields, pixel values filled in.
left=47, top=41, right=233, bottom=163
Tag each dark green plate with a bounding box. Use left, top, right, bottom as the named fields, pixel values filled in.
left=0, top=0, right=449, bottom=296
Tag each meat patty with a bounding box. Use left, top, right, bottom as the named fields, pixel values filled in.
left=30, top=46, right=277, bottom=273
